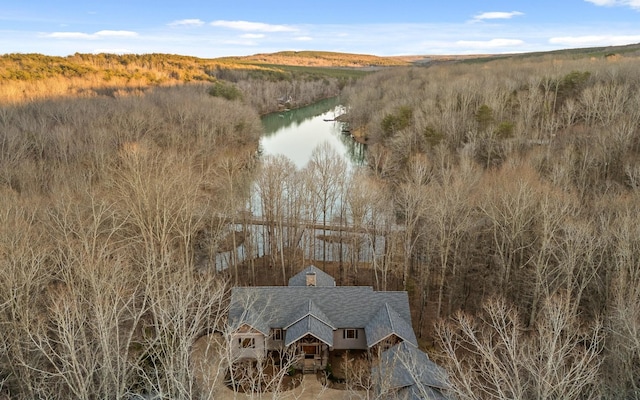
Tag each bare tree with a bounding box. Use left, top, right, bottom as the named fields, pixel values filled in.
left=108, top=146, right=208, bottom=270
left=348, top=174, right=395, bottom=290
left=255, top=155, right=300, bottom=284
left=213, top=151, right=254, bottom=284
left=0, top=201, right=52, bottom=398
left=477, top=166, right=538, bottom=297
left=526, top=188, right=578, bottom=326
left=137, top=265, right=228, bottom=399
left=344, top=171, right=377, bottom=282
left=305, top=142, right=348, bottom=271
left=437, top=295, right=602, bottom=400
left=394, top=156, right=431, bottom=290
left=424, top=166, right=478, bottom=320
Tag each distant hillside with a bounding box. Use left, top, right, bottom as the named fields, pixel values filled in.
left=0, top=52, right=261, bottom=84
left=223, top=50, right=409, bottom=67
left=512, top=41, right=640, bottom=58
left=0, top=51, right=401, bottom=103
left=2, top=44, right=639, bottom=103
left=396, top=42, right=640, bottom=65
left=0, top=51, right=405, bottom=84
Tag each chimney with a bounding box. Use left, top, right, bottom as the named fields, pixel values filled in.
left=306, top=272, right=316, bottom=287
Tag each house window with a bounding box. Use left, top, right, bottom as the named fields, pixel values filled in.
left=272, top=328, right=283, bottom=341
left=343, top=329, right=358, bottom=339
left=239, top=337, right=255, bottom=348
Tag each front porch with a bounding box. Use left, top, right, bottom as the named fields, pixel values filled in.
left=294, top=335, right=330, bottom=373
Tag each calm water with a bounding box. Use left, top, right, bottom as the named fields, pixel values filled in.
left=215, top=99, right=372, bottom=270
left=260, top=97, right=365, bottom=168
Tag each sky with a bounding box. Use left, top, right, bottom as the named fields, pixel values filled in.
left=1, top=0, right=640, bottom=58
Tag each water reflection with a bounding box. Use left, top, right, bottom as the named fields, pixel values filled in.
left=215, top=99, right=372, bottom=270
left=260, top=97, right=365, bottom=168
left=216, top=224, right=385, bottom=271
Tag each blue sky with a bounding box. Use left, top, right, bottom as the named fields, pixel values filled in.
left=2, top=0, right=640, bottom=57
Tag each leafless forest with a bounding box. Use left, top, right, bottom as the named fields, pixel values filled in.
left=342, top=55, right=640, bottom=399
left=1, top=51, right=640, bottom=399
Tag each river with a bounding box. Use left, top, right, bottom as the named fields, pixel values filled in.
left=259, top=97, right=366, bottom=168
left=214, top=98, right=377, bottom=270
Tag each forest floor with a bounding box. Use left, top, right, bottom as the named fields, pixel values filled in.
left=232, top=254, right=400, bottom=288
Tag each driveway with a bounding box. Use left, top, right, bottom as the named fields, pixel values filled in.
left=192, top=334, right=365, bottom=399
left=275, top=373, right=361, bottom=400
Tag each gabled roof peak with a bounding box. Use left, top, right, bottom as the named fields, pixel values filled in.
left=288, top=265, right=336, bottom=287
left=284, top=299, right=335, bottom=330
left=365, top=303, right=418, bottom=348
left=284, top=315, right=334, bottom=347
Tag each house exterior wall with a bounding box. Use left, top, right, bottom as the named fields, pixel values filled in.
left=266, top=336, right=285, bottom=351
left=231, top=332, right=266, bottom=360
left=333, top=328, right=367, bottom=350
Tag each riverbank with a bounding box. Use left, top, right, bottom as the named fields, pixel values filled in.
left=350, top=126, right=376, bottom=145
left=260, top=94, right=340, bottom=117
left=259, top=97, right=365, bottom=168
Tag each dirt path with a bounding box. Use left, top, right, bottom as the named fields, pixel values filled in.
left=192, top=334, right=363, bottom=399
left=266, top=374, right=360, bottom=400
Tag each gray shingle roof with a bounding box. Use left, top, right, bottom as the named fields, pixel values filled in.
left=366, top=303, right=418, bottom=348
left=374, top=342, right=450, bottom=397
left=409, top=386, right=450, bottom=400
left=284, top=299, right=335, bottom=330
left=229, top=267, right=417, bottom=353
left=284, top=315, right=334, bottom=346
left=228, top=288, right=277, bottom=334
left=288, top=265, right=336, bottom=287
left=229, top=286, right=412, bottom=335
left=393, top=385, right=450, bottom=400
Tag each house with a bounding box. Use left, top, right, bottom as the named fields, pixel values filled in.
left=228, top=265, right=418, bottom=373
left=373, top=342, right=450, bottom=400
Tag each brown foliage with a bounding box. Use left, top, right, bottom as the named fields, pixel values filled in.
left=342, top=53, right=640, bottom=398
left=0, top=84, right=262, bottom=398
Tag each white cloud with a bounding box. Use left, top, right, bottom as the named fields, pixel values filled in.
left=46, top=30, right=138, bottom=39
left=585, top=0, right=640, bottom=9
left=48, top=32, right=93, bottom=39
left=21, top=20, right=637, bottom=59
left=456, top=38, right=525, bottom=48
left=210, top=20, right=297, bottom=32
left=549, top=34, right=640, bottom=46
left=94, top=30, right=138, bottom=38
left=472, top=11, right=524, bottom=21
left=168, top=19, right=205, bottom=27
